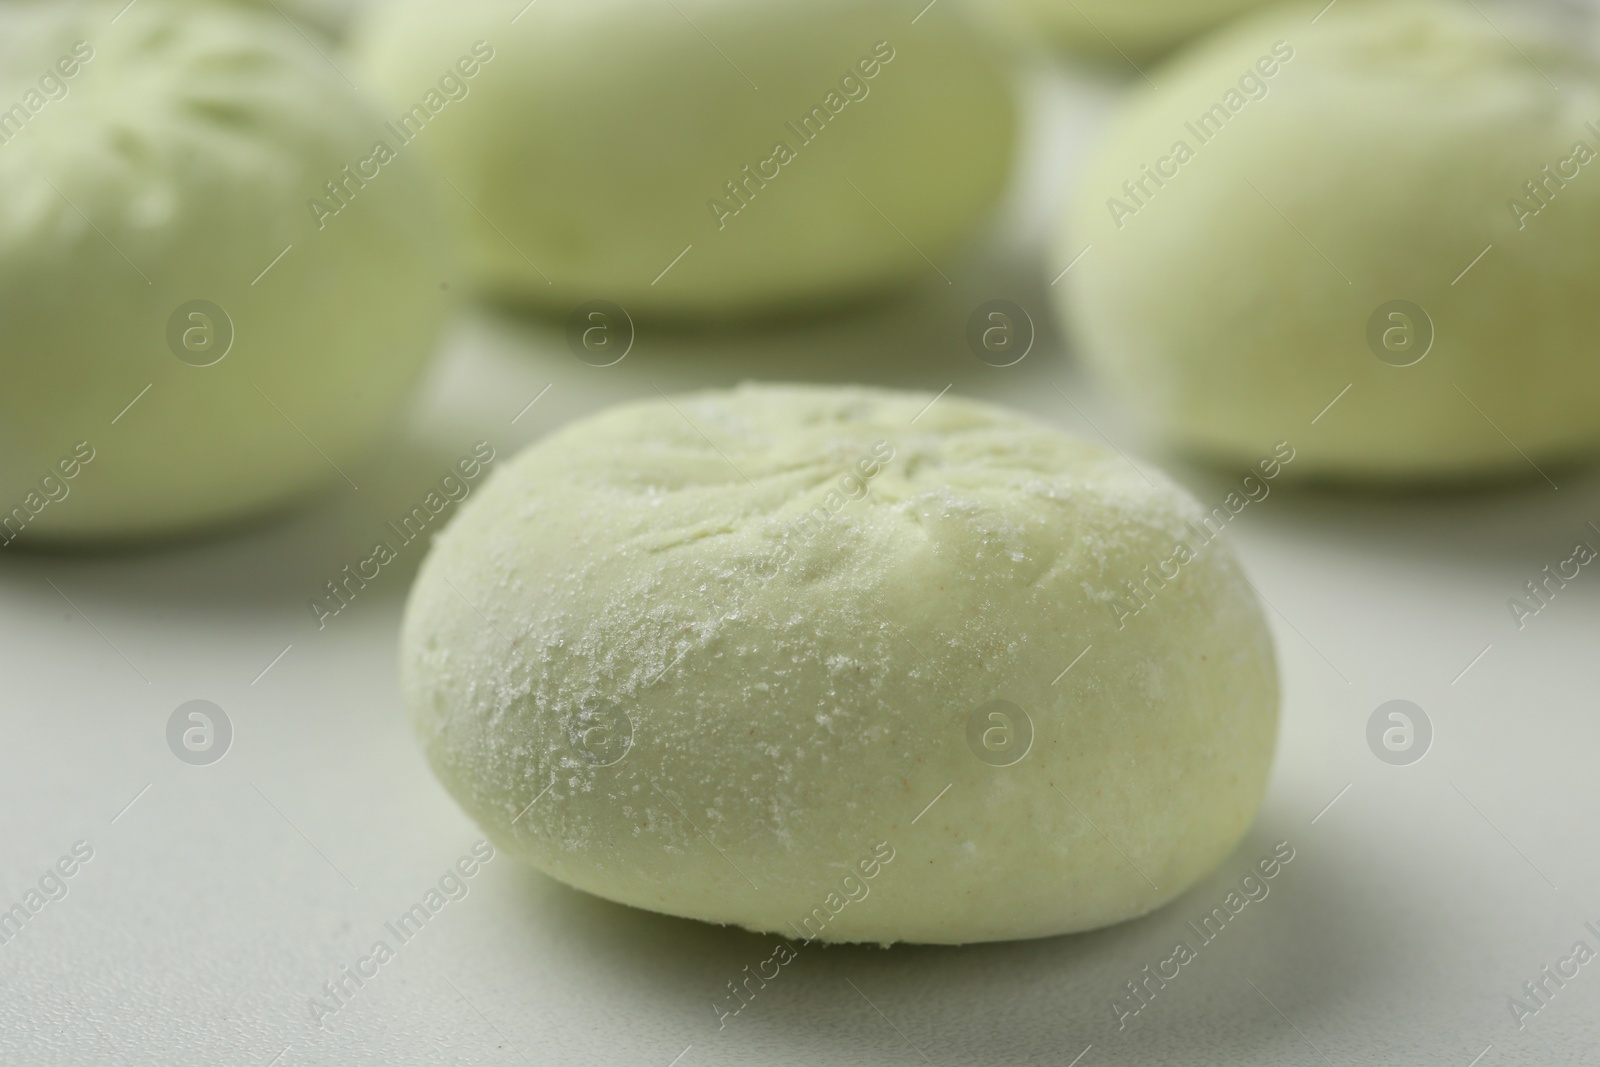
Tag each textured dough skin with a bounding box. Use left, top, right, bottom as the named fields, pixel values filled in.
left=1060, top=0, right=1600, bottom=483
left=0, top=0, right=447, bottom=544
left=401, top=385, right=1278, bottom=945
left=352, top=0, right=1016, bottom=320
left=991, top=0, right=1274, bottom=60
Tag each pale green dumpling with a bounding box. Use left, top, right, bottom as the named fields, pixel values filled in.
left=0, top=0, right=448, bottom=544
left=1058, top=0, right=1600, bottom=482
left=987, top=0, right=1276, bottom=60
left=400, top=384, right=1278, bottom=945
left=351, top=0, right=1017, bottom=319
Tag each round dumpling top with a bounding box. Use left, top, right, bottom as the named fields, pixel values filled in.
left=1059, top=0, right=1600, bottom=482
left=0, top=0, right=448, bottom=544
left=988, top=0, right=1276, bottom=60
left=401, top=384, right=1279, bottom=945
left=350, top=0, right=1017, bottom=319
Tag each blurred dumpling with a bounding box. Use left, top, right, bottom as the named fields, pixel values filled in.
left=351, top=0, right=1018, bottom=320
left=0, top=0, right=449, bottom=544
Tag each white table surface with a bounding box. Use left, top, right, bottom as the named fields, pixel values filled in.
left=4, top=60, right=1600, bottom=1067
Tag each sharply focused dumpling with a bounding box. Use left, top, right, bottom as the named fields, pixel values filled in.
left=400, top=385, right=1279, bottom=944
